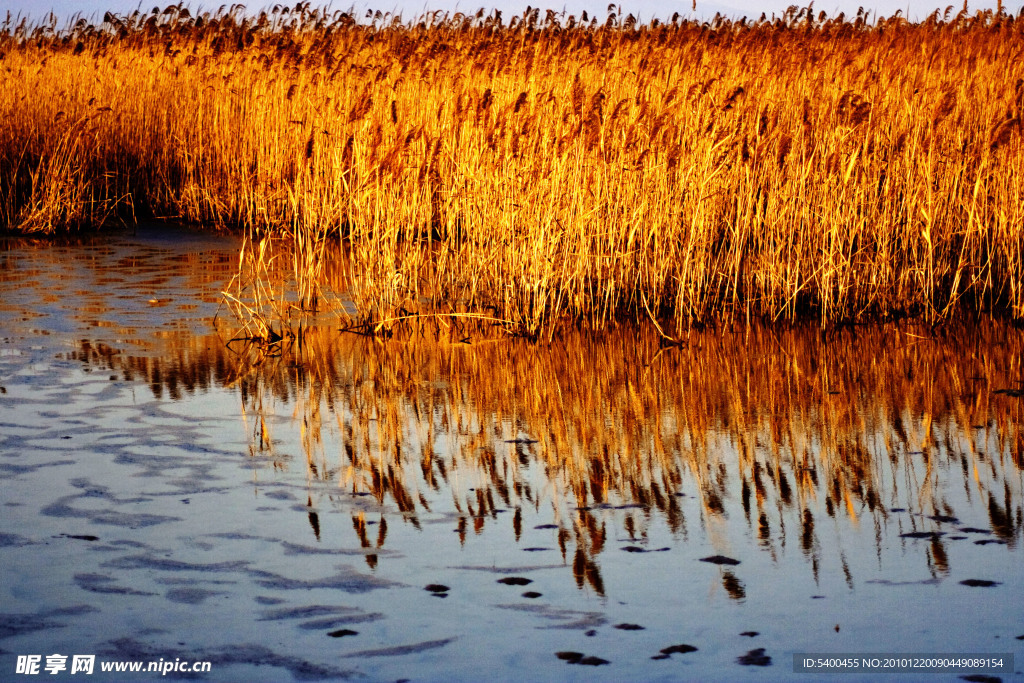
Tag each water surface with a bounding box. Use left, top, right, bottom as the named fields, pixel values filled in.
left=1, top=227, right=1022, bottom=682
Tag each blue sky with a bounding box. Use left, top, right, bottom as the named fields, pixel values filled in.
left=0, top=0, right=1012, bottom=26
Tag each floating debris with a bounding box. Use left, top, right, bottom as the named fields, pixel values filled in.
left=614, top=623, right=645, bottom=631
left=900, top=531, right=944, bottom=539
left=522, top=591, right=542, bottom=599
left=737, top=648, right=772, bottom=666
left=555, top=651, right=609, bottom=666
left=327, top=629, right=358, bottom=638
left=660, top=644, right=698, bottom=655
left=577, top=656, right=609, bottom=666
left=700, top=555, right=740, bottom=565
left=740, top=631, right=759, bottom=637
left=425, top=584, right=450, bottom=594
left=497, top=577, right=532, bottom=586
left=959, top=579, right=1001, bottom=587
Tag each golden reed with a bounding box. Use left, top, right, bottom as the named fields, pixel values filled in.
left=2, top=4, right=1023, bottom=334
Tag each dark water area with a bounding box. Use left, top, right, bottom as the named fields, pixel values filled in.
left=1, top=227, right=1022, bottom=682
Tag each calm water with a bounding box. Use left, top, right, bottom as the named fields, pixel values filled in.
left=1, top=227, right=1022, bottom=682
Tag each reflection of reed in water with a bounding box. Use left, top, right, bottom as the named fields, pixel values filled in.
left=77, top=319, right=1023, bottom=592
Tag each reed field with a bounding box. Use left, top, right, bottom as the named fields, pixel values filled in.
left=2, top=4, right=1023, bottom=334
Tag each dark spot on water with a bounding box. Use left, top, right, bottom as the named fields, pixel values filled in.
left=975, top=539, right=1008, bottom=545
left=661, top=644, right=698, bottom=655
left=1016, top=634, right=1024, bottom=640
left=948, top=535, right=967, bottom=540
left=585, top=630, right=597, bottom=637
left=960, top=579, right=1000, bottom=587
left=614, top=623, right=644, bottom=630
left=900, top=531, right=944, bottom=539
left=327, top=629, right=359, bottom=638
left=928, top=515, right=959, bottom=523
left=960, top=676, right=1003, bottom=683
left=523, top=547, right=549, bottom=552
left=622, top=546, right=645, bottom=552
left=652, top=653, right=671, bottom=660
left=556, top=652, right=608, bottom=665
left=960, top=528, right=993, bottom=534
left=737, top=648, right=772, bottom=666
left=700, top=555, right=740, bottom=565
left=578, top=656, right=610, bottom=666
left=497, top=577, right=532, bottom=586
left=811, top=595, right=826, bottom=599
left=740, top=631, right=759, bottom=637
left=522, top=592, right=542, bottom=599
left=66, top=534, right=99, bottom=541
left=534, top=524, right=558, bottom=529
left=890, top=508, right=906, bottom=512
left=425, top=584, right=449, bottom=593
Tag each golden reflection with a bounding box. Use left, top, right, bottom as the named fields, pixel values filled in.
left=73, top=319, right=1023, bottom=592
